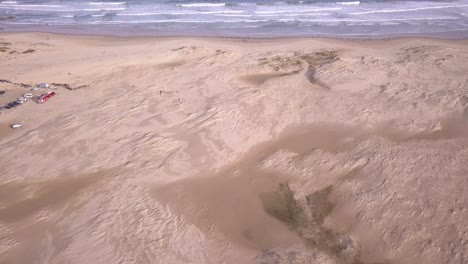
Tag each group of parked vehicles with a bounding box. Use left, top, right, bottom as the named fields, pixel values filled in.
left=0, top=83, right=58, bottom=128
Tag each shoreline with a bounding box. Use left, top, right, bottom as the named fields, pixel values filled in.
left=2, top=24, right=468, bottom=40
left=3, top=30, right=468, bottom=44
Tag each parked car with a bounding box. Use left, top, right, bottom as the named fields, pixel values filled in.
left=38, top=91, right=56, bottom=104
left=38, top=83, right=49, bottom=88
left=17, top=97, right=27, bottom=104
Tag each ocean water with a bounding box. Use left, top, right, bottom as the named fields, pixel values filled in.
left=1, top=0, right=468, bottom=37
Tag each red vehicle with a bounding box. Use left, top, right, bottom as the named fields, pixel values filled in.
left=38, top=91, right=56, bottom=104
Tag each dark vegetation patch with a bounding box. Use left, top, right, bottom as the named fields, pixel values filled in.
left=0, top=79, right=32, bottom=88
left=260, top=183, right=385, bottom=264
left=0, top=79, right=89, bottom=91
left=22, top=49, right=36, bottom=54
left=51, top=83, right=89, bottom=90
left=300, top=50, right=339, bottom=89
left=258, top=56, right=302, bottom=72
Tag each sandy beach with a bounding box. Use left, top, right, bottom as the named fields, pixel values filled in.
left=0, top=33, right=467, bottom=264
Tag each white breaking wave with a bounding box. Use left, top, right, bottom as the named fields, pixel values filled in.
left=337, top=1, right=360, bottom=5
left=90, top=2, right=126, bottom=5
left=350, top=4, right=468, bottom=15
left=83, top=7, right=126, bottom=11
left=0, top=4, right=62, bottom=7
left=117, top=10, right=244, bottom=16
left=102, top=19, right=268, bottom=24
left=177, top=3, right=226, bottom=7
left=278, top=16, right=459, bottom=23
left=258, top=13, right=332, bottom=17
left=198, top=10, right=244, bottom=14
left=117, top=12, right=175, bottom=16
left=255, top=7, right=341, bottom=14
left=0, top=6, right=75, bottom=11
left=79, top=16, right=459, bottom=25
left=214, top=14, right=253, bottom=17
left=1, top=1, right=17, bottom=4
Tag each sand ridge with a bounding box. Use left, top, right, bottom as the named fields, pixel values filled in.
left=0, top=33, right=467, bottom=264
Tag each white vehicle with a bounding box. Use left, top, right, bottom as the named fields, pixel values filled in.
left=10, top=123, right=22, bottom=129
left=24, top=93, right=33, bottom=98
left=16, top=97, right=27, bottom=104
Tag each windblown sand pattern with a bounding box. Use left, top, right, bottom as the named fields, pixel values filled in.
left=0, top=34, right=467, bottom=264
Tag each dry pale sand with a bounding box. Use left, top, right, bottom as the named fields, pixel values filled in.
left=0, top=33, right=467, bottom=264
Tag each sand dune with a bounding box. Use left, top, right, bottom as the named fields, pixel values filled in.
left=0, top=34, right=467, bottom=264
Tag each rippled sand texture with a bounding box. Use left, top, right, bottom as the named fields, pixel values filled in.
left=0, top=34, right=468, bottom=264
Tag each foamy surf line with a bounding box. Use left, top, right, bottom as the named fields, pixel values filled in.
left=177, top=3, right=226, bottom=7
left=117, top=10, right=245, bottom=16
left=337, top=1, right=360, bottom=5
left=255, top=8, right=342, bottom=14
left=45, top=16, right=460, bottom=23
left=350, top=4, right=468, bottom=15
left=90, top=2, right=127, bottom=5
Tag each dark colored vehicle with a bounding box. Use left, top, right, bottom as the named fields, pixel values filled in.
left=7, top=102, right=19, bottom=108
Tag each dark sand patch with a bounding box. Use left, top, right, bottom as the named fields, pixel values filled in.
left=153, top=166, right=299, bottom=250
left=22, top=49, right=36, bottom=54
left=301, top=50, right=339, bottom=89
left=241, top=70, right=300, bottom=85
left=258, top=55, right=302, bottom=72
left=152, top=118, right=467, bottom=263
left=0, top=168, right=120, bottom=223
left=154, top=60, right=186, bottom=69
left=0, top=123, right=15, bottom=140
left=152, top=124, right=366, bottom=254
left=0, top=168, right=122, bottom=264
left=0, top=41, right=11, bottom=52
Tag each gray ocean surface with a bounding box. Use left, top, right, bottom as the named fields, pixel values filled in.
left=1, top=0, right=468, bottom=37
